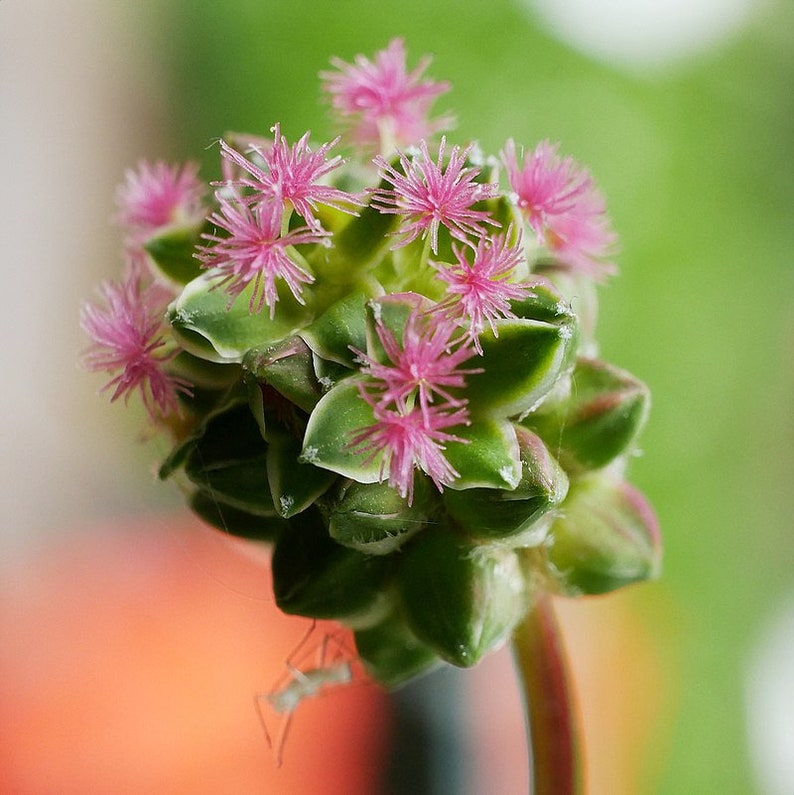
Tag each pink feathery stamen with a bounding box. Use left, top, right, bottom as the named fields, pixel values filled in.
left=433, top=229, right=536, bottom=350
left=116, top=160, right=205, bottom=235
left=371, top=137, right=499, bottom=253
left=349, top=396, right=470, bottom=503
left=321, top=38, right=452, bottom=151
left=80, top=275, right=191, bottom=421
left=351, top=310, right=481, bottom=417
left=197, top=197, right=327, bottom=317
left=501, top=139, right=617, bottom=278
left=216, top=125, right=362, bottom=230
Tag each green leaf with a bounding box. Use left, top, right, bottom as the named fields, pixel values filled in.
left=271, top=507, right=393, bottom=627
left=143, top=221, right=206, bottom=285
left=398, top=524, right=528, bottom=667
left=544, top=473, right=662, bottom=596
left=464, top=318, right=574, bottom=418
left=444, top=426, right=567, bottom=544
left=443, top=417, right=521, bottom=490
left=300, top=377, right=382, bottom=483
left=169, top=273, right=308, bottom=363
left=364, top=292, right=428, bottom=362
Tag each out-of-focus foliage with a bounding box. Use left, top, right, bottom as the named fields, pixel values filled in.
left=153, top=2, right=794, bottom=792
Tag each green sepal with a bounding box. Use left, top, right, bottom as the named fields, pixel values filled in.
left=143, top=221, right=206, bottom=285
left=443, top=417, right=521, bottom=490
left=299, top=290, right=368, bottom=367
left=527, top=357, right=650, bottom=473
left=168, top=273, right=308, bottom=363
left=185, top=453, right=276, bottom=517
left=243, top=336, right=323, bottom=413
left=444, top=426, right=567, bottom=544
left=300, top=376, right=382, bottom=483
left=464, top=318, right=575, bottom=419
left=266, top=427, right=337, bottom=518
left=544, top=473, right=661, bottom=596
left=355, top=610, right=443, bottom=689
left=189, top=489, right=284, bottom=543
left=398, top=524, right=528, bottom=667
left=271, top=508, right=393, bottom=627
left=327, top=477, right=432, bottom=555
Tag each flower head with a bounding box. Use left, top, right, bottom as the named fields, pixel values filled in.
left=371, top=137, right=499, bottom=253
left=321, top=38, right=451, bottom=152
left=349, top=396, right=469, bottom=503
left=433, top=230, right=535, bottom=350
left=502, top=139, right=617, bottom=278
left=197, top=197, right=328, bottom=316
left=116, top=161, right=205, bottom=236
left=352, top=310, right=480, bottom=418
left=80, top=275, right=191, bottom=421
left=217, top=125, right=362, bottom=230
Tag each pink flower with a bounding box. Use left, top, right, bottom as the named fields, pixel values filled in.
left=116, top=161, right=205, bottom=235
left=321, top=38, right=451, bottom=151
left=349, top=397, right=469, bottom=503
left=371, top=137, right=499, bottom=253
left=433, top=230, right=535, bottom=351
left=197, top=197, right=328, bottom=316
left=351, top=310, right=480, bottom=418
left=217, top=125, right=362, bottom=230
left=80, top=275, right=191, bottom=421
left=501, top=139, right=617, bottom=278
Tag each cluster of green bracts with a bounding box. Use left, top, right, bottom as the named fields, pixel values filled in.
left=149, top=171, right=659, bottom=690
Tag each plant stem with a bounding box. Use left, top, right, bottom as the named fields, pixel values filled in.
left=512, top=592, right=583, bottom=795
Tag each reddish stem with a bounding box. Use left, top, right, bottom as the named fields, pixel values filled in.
left=512, top=592, right=583, bottom=795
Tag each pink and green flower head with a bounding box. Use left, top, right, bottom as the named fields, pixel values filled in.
left=80, top=274, right=191, bottom=421
left=371, top=137, right=499, bottom=254
left=197, top=196, right=329, bottom=316
left=217, top=125, right=362, bottom=231
left=321, top=37, right=452, bottom=153
left=501, top=139, right=617, bottom=278
left=116, top=160, right=205, bottom=236
left=432, top=229, right=536, bottom=350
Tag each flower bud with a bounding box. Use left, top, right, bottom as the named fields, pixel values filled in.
left=398, top=524, right=528, bottom=666
left=544, top=473, right=661, bottom=595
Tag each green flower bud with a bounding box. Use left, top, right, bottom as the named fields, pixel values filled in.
left=398, top=524, right=528, bottom=667
left=444, top=426, right=568, bottom=545
left=544, top=472, right=661, bottom=596
left=327, top=477, right=432, bottom=554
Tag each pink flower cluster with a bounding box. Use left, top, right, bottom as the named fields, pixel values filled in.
left=350, top=309, right=480, bottom=502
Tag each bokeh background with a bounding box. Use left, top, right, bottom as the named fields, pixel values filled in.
left=2, top=1, right=792, bottom=793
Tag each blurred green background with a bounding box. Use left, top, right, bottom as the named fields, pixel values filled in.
left=4, top=1, right=791, bottom=792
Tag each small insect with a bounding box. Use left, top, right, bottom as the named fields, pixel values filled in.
left=255, top=621, right=361, bottom=766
